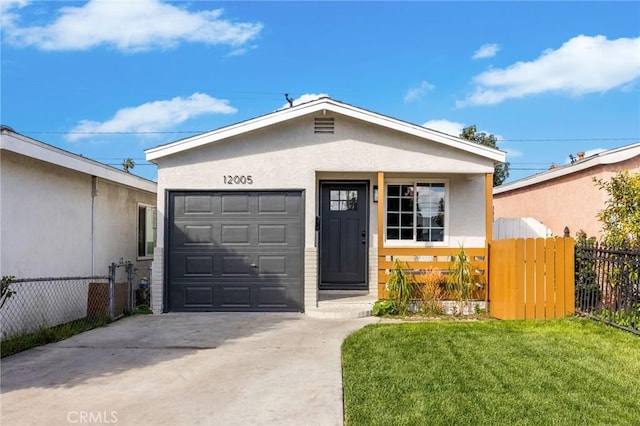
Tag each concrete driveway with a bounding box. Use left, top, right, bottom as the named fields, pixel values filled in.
left=1, top=313, right=377, bottom=426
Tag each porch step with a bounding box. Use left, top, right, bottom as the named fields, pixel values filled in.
left=307, top=291, right=377, bottom=319
left=305, top=305, right=374, bottom=319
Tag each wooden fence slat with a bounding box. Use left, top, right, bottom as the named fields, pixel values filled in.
left=525, top=238, right=535, bottom=320
left=545, top=239, right=556, bottom=319
left=514, top=238, right=525, bottom=319
left=534, top=238, right=546, bottom=319
left=555, top=237, right=566, bottom=317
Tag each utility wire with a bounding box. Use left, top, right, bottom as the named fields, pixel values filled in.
left=21, top=130, right=640, bottom=142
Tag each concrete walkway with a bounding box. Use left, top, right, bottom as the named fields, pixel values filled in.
left=1, top=313, right=377, bottom=426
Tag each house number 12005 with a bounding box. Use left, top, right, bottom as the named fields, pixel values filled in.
left=224, top=175, right=253, bottom=184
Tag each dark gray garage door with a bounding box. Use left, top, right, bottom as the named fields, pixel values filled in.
left=167, top=191, right=303, bottom=312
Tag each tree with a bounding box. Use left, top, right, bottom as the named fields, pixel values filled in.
left=594, top=170, right=640, bottom=249
left=122, top=158, right=135, bottom=173
left=460, top=125, right=510, bottom=186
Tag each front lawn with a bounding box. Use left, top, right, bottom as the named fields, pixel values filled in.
left=342, top=317, right=640, bottom=426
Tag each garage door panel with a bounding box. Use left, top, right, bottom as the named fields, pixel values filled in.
left=221, top=193, right=251, bottom=214
left=257, top=286, right=288, bottom=308
left=172, top=222, right=302, bottom=248
left=221, top=225, right=250, bottom=245
left=168, top=191, right=303, bottom=312
left=221, top=255, right=252, bottom=276
left=169, top=251, right=301, bottom=279
left=170, top=285, right=214, bottom=309
left=220, top=287, right=251, bottom=308
left=184, top=225, right=215, bottom=245
left=258, top=256, right=287, bottom=275
left=170, top=280, right=300, bottom=311
left=184, top=256, right=214, bottom=276
left=184, top=195, right=214, bottom=215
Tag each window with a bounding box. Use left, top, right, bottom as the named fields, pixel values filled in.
left=138, top=205, right=156, bottom=258
left=329, top=189, right=358, bottom=211
left=386, top=182, right=446, bottom=243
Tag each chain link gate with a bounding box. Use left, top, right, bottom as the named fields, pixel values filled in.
left=108, top=258, right=135, bottom=320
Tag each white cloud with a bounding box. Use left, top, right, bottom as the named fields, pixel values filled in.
left=3, top=0, right=262, bottom=52
left=458, top=35, right=640, bottom=107
left=503, top=147, right=523, bottom=158
left=422, top=119, right=520, bottom=158
left=404, top=81, right=435, bottom=102
left=279, top=93, right=329, bottom=110
left=67, top=93, right=236, bottom=141
left=472, top=43, right=500, bottom=59
left=423, top=119, right=465, bottom=137
left=1, top=0, right=28, bottom=13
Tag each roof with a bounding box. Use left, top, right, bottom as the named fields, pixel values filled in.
left=1, top=126, right=157, bottom=193
left=494, top=142, right=640, bottom=195
left=145, top=97, right=506, bottom=164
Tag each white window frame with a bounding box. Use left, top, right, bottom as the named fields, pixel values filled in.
left=384, top=179, right=449, bottom=247
left=137, top=204, right=156, bottom=260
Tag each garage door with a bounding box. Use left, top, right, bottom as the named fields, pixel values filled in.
left=167, top=191, right=303, bottom=312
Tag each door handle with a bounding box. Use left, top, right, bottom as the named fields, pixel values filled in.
left=250, top=263, right=258, bottom=268
left=361, top=230, right=366, bottom=237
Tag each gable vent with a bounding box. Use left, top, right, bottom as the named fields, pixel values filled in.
left=314, top=117, right=335, bottom=134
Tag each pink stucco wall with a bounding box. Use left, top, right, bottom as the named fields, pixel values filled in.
left=493, top=156, right=640, bottom=239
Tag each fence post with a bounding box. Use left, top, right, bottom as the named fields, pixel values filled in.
left=108, top=262, right=115, bottom=320
left=126, top=261, right=134, bottom=311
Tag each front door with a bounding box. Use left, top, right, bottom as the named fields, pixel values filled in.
left=320, top=182, right=368, bottom=290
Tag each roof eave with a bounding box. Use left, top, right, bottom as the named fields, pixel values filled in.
left=145, top=98, right=506, bottom=164
left=494, top=142, right=640, bottom=194
left=1, top=128, right=157, bottom=193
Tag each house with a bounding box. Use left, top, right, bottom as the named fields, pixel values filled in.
left=0, top=126, right=157, bottom=280
left=493, top=143, right=640, bottom=239
left=145, top=98, right=506, bottom=314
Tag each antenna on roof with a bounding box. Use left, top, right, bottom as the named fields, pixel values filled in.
left=284, top=93, right=294, bottom=108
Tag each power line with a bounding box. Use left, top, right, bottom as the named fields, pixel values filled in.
left=21, top=130, right=640, bottom=142
left=500, top=137, right=638, bottom=142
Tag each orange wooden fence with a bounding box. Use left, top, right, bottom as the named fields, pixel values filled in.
left=489, top=237, right=575, bottom=320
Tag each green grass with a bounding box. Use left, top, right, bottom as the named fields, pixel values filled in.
left=342, top=317, right=640, bottom=426
left=1, top=316, right=110, bottom=358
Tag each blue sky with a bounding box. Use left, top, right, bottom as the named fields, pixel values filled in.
left=2, top=0, right=639, bottom=183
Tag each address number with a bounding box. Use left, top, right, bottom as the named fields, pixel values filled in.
left=224, top=175, right=253, bottom=184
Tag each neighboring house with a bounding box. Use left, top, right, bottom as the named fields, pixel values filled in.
left=0, top=126, right=157, bottom=280
left=145, top=97, right=506, bottom=314
left=493, top=143, right=640, bottom=239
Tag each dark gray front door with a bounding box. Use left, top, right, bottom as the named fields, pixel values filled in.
left=320, top=183, right=368, bottom=290
left=167, top=191, right=303, bottom=312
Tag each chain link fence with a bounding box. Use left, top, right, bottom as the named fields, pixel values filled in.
left=1, top=260, right=139, bottom=356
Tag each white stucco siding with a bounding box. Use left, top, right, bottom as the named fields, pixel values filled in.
left=1, top=151, right=157, bottom=279
left=93, top=178, right=156, bottom=277
left=447, top=175, right=487, bottom=248
left=1, top=151, right=93, bottom=278
left=150, top=113, right=494, bottom=312
left=154, top=115, right=494, bottom=249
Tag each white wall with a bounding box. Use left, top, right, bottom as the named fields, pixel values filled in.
left=151, top=113, right=494, bottom=312
left=0, top=151, right=157, bottom=278
left=93, top=178, right=156, bottom=278
left=1, top=150, right=93, bottom=278
left=155, top=114, right=494, bottom=249
left=0, top=150, right=156, bottom=337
